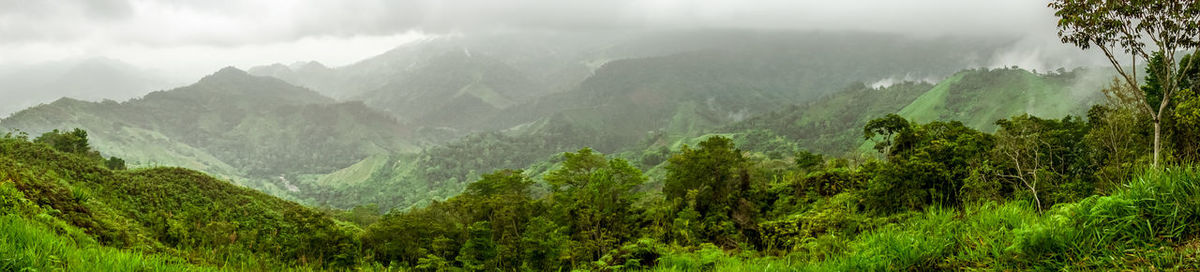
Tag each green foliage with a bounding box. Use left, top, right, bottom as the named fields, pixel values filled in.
left=0, top=214, right=211, bottom=272
left=991, top=114, right=1093, bottom=210
left=861, top=118, right=994, bottom=212
left=651, top=168, right=1200, bottom=271
left=728, top=81, right=933, bottom=155
left=1085, top=100, right=1153, bottom=190
left=6, top=55, right=1200, bottom=272
left=0, top=69, right=418, bottom=210
left=519, top=216, right=568, bottom=270
left=863, top=113, right=910, bottom=155
left=1175, top=87, right=1200, bottom=161
left=897, top=68, right=1104, bottom=132
left=1169, top=53, right=1200, bottom=162
left=0, top=131, right=359, bottom=270
left=34, top=128, right=92, bottom=155
left=545, top=148, right=647, bottom=263
left=791, top=150, right=823, bottom=171
left=104, top=156, right=126, bottom=170
left=663, top=136, right=761, bottom=247
left=457, top=221, right=499, bottom=271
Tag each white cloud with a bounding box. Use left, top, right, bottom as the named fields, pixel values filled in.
left=0, top=0, right=1067, bottom=80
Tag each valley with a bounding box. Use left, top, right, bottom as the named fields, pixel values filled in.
left=2, top=1, right=1199, bottom=270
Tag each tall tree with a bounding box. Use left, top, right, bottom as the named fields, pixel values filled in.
left=33, top=128, right=92, bottom=154
left=864, top=113, right=911, bottom=156
left=663, top=136, right=759, bottom=247
left=544, top=148, right=646, bottom=263
left=992, top=115, right=1091, bottom=212
left=1050, top=0, right=1200, bottom=167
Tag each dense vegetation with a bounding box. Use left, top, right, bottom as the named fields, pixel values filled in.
left=350, top=50, right=1199, bottom=270
left=0, top=68, right=423, bottom=204
left=1, top=31, right=1091, bottom=213
left=0, top=130, right=358, bottom=270
left=12, top=52, right=1198, bottom=269
left=5, top=8, right=1200, bottom=269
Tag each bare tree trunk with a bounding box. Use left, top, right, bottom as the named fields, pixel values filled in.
left=1154, top=119, right=1161, bottom=168
left=1029, top=184, right=1043, bottom=214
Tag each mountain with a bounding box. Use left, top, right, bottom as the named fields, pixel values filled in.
left=248, top=31, right=623, bottom=100
left=897, top=67, right=1109, bottom=131
left=245, top=61, right=341, bottom=98
left=0, top=67, right=420, bottom=202
left=252, top=30, right=1016, bottom=133
left=4, top=31, right=1094, bottom=213
left=726, top=81, right=936, bottom=155
left=724, top=67, right=1110, bottom=156
left=237, top=31, right=1061, bottom=211
left=0, top=57, right=177, bottom=118
left=355, top=50, right=549, bottom=129
left=483, top=32, right=1017, bottom=152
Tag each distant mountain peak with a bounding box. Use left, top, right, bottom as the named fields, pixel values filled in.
left=197, top=66, right=259, bottom=85
left=212, top=66, right=249, bottom=77
left=289, top=61, right=329, bottom=71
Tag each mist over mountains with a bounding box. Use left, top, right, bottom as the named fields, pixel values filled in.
left=10, top=1, right=1200, bottom=271
left=0, top=57, right=179, bottom=118
left=1, top=29, right=1111, bottom=211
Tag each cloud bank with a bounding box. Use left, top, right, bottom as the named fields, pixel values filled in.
left=0, top=0, right=1078, bottom=80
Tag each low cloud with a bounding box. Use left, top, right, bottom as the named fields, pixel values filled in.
left=1, top=0, right=1061, bottom=47
left=0, top=0, right=1086, bottom=80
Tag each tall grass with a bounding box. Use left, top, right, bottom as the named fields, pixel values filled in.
left=0, top=214, right=211, bottom=271
left=648, top=167, right=1200, bottom=271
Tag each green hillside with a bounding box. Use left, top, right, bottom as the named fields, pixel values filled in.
left=725, top=81, right=935, bottom=155
left=898, top=67, right=1108, bottom=131
left=0, top=132, right=357, bottom=270
left=0, top=68, right=420, bottom=204
left=356, top=50, right=548, bottom=130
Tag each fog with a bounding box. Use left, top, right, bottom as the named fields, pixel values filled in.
left=0, top=0, right=1108, bottom=116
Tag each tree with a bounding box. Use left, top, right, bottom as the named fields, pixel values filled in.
left=457, top=170, right=537, bottom=269
left=34, top=128, right=92, bottom=154
left=864, top=114, right=911, bottom=155
left=793, top=150, right=824, bottom=170
left=457, top=221, right=498, bottom=271
left=662, top=136, right=758, bottom=247
left=1050, top=0, right=1200, bottom=167
left=1085, top=86, right=1153, bottom=188
left=544, top=148, right=646, bottom=263
left=1166, top=53, right=1200, bottom=162
left=105, top=156, right=127, bottom=170
left=664, top=136, right=746, bottom=213
left=519, top=216, right=568, bottom=271
left=862, top=120, right=994, bottom=212
left=992, top=115, right=1091, bottom=212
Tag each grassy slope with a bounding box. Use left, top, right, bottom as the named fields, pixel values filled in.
left=898, top=68, right=1105, bottom=132
left=0, top=137, right=359, bottom=270
left=0, top=213, right=212, bottom=271
left=895, top=73, right=963, bottom=125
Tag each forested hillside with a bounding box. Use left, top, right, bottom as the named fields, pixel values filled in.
left=357, top=50, right=549, bottom=130
left=0, top=68, right=419, bottom=201
left=897, top=67, right=1109, bottom=131
left=4, top=31, right=1045, bottom=212
left=8, top=0, right=1200, bottom=271
left=727, top=67, right=1108, bottom=156
left=726, top=81, right=935, bottom=155
left=0, top=130, right=358, bottom=270
left=0, top=64, right=1113, bottom=213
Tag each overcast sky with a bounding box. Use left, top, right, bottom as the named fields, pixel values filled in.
left=0, top=0, right=1064, bottom=80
